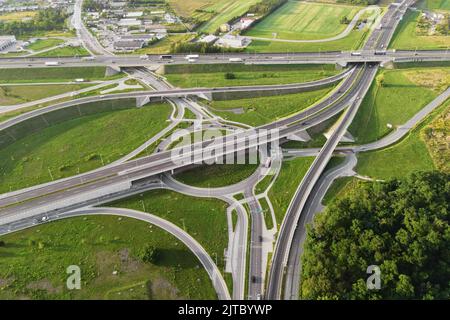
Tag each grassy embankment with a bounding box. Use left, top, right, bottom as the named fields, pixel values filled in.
left=109, top=189, right=229, bottom=278
left=0, top=215, right=217, bottom=300
left=0, top=83, right=93, bottom=106
left=268, top=157, right=315, bottom=228
left=0, top=102, right=172, bottom=193
left=163, top=64, right=339, bottom=88
left=207, top=87, right=334, bottom=127
left=349, top=66, right=450, bottom=144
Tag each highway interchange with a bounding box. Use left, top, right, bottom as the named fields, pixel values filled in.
left=0, top=0, right=447, bottom=301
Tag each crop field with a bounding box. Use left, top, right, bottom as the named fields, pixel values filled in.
left=0, top=215, right=216, bottom=299
left=208, top=87, right=333, bottom=127
left=0, top=83, right=93, bottom=106
left=245, top=2, right=360, bottom=40
left=389, top=10, right=450, bottom=50
left=0, top=103, right=172, bottom=193
left=164, top=63, right=339, bottom=88
left=198, top=0, right=261, bottom=33
left=349, top=66, right=450, bottom=144
left=110, top=189, right=229, bottom=275
left=0, top=10, right=37, bottom=22
left=167, top=0, right=213, bottom=17
left=419, top=0, right=450, bottom=11
left=246, top=28, right=369, bottom=53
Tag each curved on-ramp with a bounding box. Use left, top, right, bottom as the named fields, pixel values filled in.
left=0, top=68, right=353, bottom=131
left=58, top=207, right=231, bottom=300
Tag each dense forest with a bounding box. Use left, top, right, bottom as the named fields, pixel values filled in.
left=248, top=0, right=288, bottom=16
left=300, top=171, right=449, bottom=299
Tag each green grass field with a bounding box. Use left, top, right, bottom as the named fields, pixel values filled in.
left=198, top=0, right=261, bottom=33
left=245, top=2, right=360, bottom=40
left=349, top=66, right=450, bottom=144
left=0, top=67, right=115, bottom=83
left=354, top=100, right=450, bottom=180
left=0, top=215, right=216, bottom=299
left=245, top=28, right=369, bottom=53
left=0, top=103, right=172, bottom=193
left=0, top=83, right=93, bottom=105
left=174, top=162, right=258, bottom=188
left=419, top=0, right=450, bottom=11
left=164, top=64, right=339, bottom=88
left=208, top=87, right=333, bottom=126
left=27, top=38, right=64, bottom=51
left=389, top=10, right=450, bottom=50
left=109, top=189, right=229, bottom=274
left=35, top=46, right=90, bottom=57
left=167, top=0, right=213, bottom=17
left=269, top=157, right=315, bottom=227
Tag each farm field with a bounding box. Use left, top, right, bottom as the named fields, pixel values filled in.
left=164, top=63, right=339, bottom=88
left=0, top=215, right=216, bottom=300
left=0, top=10, right=37, bottom=22
left=198, top=0, right=261, bottom=33
left=245, top=1, right=360, bottom=40
left=349, top=66, right=450, bottom=144
left=268, top=157, right=315, bottom=227
left=355, top=99, right=450, bottom=180
left=207, top=87, right=333, bottom=127
left=389, top=10, right=450, bottom=50
left=0, top=83, right=93, bottom=106
left=109, top=189, right=229, bottom=277
left=0, top=102, right=172, bottom=193
left=246, top=28, right=369, bottom=52
left=419, top=0, right=450, bottom=11
left=167, top=0, right=213, bottom=17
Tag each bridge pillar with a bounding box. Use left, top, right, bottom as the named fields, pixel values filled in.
left=335, top=61, right=347, bottom=70
left=136, top=96, right=150, bottom=108
left=380, top=60, right=395, bottom=69
left=287, top=130, right=311, bottom=142
left=105, top=66, right=121, bottom=77
left=196, top=92, right=212, bottom=101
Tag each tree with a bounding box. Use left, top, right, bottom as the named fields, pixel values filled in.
left=376, top=73, right=385, bottom=87
left=300, top=171, right=450, bottom=300
left=224, top=72, right=236, bottom=80
left=340, top=16, right=350, bottom=24
left=139, top=245, right=160, bottom=264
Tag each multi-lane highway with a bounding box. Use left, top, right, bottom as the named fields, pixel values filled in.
left=0, top=68, right=350, bottom=117
left=0, top=0, right=445, bottom=301
left=0, top=50, right=449, bottom=69
left=265, top=0, right=416, bottom=300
